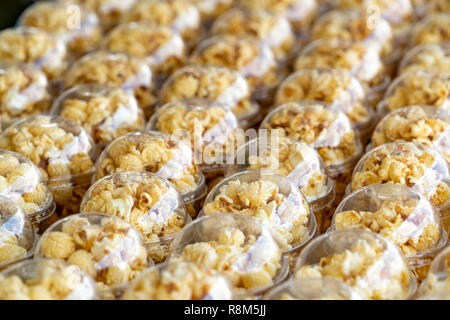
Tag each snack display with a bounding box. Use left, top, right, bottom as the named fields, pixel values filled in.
left=331, top=184, right=448, bottom=281
left=123, top=260, right=233, bottom=300
left=371, top=106, right=450, bottom=163
left=0, top=27, right=67, bottom=79
left=124, top=0, right=202, bottom=47
left=264, top=277, right=362, bottom=300
left=170, top=213, right=288, bottom=297
left=0, top=62, right=52, bottom=128
left=18, top=1, right=102, bottom=57
left=80, top=171, right=190, bottom=263
left=63, top=51, right=155, bottom=118
left=275, top=68, right=374, bottom=141
left=349, top=142, right=450, bottom=211
left=102, top=23, right=186, bottom=86
left=51, top=84, right=146, bottom=150
left=0, top=115, right=97, bottom=217
left=0, top=197, right=36, bottom=269
left=94, top=131, right=206, bottom=217
left=211, top=8, right=296, bottom=63
left=399, top=43, right=450, bottom=75
left=294, top=229, right=417, bottom=300
left=0, top=258, right=97, bottom=300
left=420, top=246, right=450, bottom=296
left=226, top=136, right=334, bottom=233
left=147, top=99, right=238, bottom=176
left=35, top=213, right=148, bottom=294
left=411, top=13, right=450, bottom=46
left=160, top=65, right=261, bottom=128
left=379, top=70, right=450, bottom=117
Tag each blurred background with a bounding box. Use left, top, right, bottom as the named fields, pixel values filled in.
left=0, top=0, right=34, bottom=29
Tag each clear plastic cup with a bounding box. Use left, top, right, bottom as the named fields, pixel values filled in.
left=0, top=197, right=36, bottom=270
left=293, top=229, right=417, bottom=300
left=331, top=184, right=448, bottom=282
left=35, top=213, right=149, bottom=298
left=0, top=258, right=97, bottom=300
left=349, top=142, right=450, bottom=214
left=80, top=171, right=190, bottom=263
left=102, top=23, right=187, bottom=87
left=160, top=65, right=261, bottom=129
left=399, top=42, right=450, bottom=75
left=419, top=246, right=450, bottom=297
left=147, top=99, right=239, bottom=178
left=378, top=69, right=450, bottom=118
left=0, top=115, right=97, bottom=218
left=263, top=277, right=363, bottom=300
left=122, top=260, right=233, bottom=300
left=410, top=13, right=450, bottom=46
left=63, top=51, right=155, bottom=119
left=0, top=27, right=67, bottom=79
left=124, top=0, right=203, bottom=48
left=200, top=171, right=317, bottom=253
left=51, top=84, right=146, bottom=151
left=226, top=135, right=335, bottom=233
left=275, top=68, right=375, bottom=143
left=371, top=105, right=450, bottom=163
left=93, top=131, right=207, bottom=218
left=170, top=213, right=289, bottom=298
left=0, top=62, right=52, bottom=129
left=17, top=1, right=102, bottom=58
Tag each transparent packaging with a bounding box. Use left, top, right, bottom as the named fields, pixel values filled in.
left=371, top=105, right=450, bottom=163
left=294, top=229, right=417, bottom=300
left=124, top=0, right=202, bottom=48
left=147, top=99, right=239, bottom=177
left=378, top=69, right=450, bottom=117
left=17, top=1, right=102, bottom=57
left=331, top=184, right=448, bottom=282
left=349, top=142, right=450, bottom=212
left=225, top=136, right=335, bottom=233
left=0, top=62, right=52, bottom=129
left=51, top=84, right=146, bottom=151
left=35, top=213, right=149, bottom=296
left=420, top=246, right=450, bottom=297
left=399, top=42, right=450, bottom=75
left=170, top=213, right=289, bottom=298
left=0, top=258, right=97, bottom=300
left=211, top=8, right=296, bottom=63
left=0, top=115, right=97, bottom=217
left=80, top=171, right=190, bottom=263
left=160, top=65, right=261, bottom=129
left=264, top=277, right=362, bottom=300
left=201, top=171, right=316, bottom=253
left=0, top=27, right=67, bottom=79
left=122, top=260, right=232, bottom=300
left=102, top=23, right=187, bottom=87
left=275, top=68, right=375, bottom=142
left=63, top=51, right=155, bottom=118
left=410, top=13, right=450, bottom=46
left=93, top=131, right=206, bottom=217
left=0, top=197, right=36, bottom=270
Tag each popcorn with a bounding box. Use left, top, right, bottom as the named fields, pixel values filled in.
left=188, top=0, right=233, bottom=20
left=411, top=13, right=450, bottom=46
left=399, top=43, right=450, bottom=75
left=420, top=246, right=450, bottom=296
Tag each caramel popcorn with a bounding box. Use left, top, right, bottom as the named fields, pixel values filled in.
left=123, top=261, right=232, bottom=300
left=81, top=171, right=189, bottom=263
left=63, top=51, right=155, bottom=116
left=295, top=230, right=415, bottom=300
left=0, top=64, right=52, bottom=128
left=18, top=1, right=102, bottom=57
left=160, top=66, right=260, bottom=128
left=372, top=106, right=450, bottom=162
left=188, top=0, right=233, bottom=20
left=0, top=259, right=97, bottom=300
left=211, top=8, right=295, bottom=62
left=103, top=23, right=186, bottom=85
left=37, top=214, right=148, bottom=291
left=203, top=172, right=313, bottom=251
left=0, top=27, right=67, bottom=79
left=52, top=85, right=145, bottom=149
left=124, top=0, right=202, bottom=47
left=351, top=142, right=450, bottom=209
left=411, top=13, right=450, bottom=46
left=400, top=43, right=450, bottom=75
left=420, top=246, right=450, bottom=295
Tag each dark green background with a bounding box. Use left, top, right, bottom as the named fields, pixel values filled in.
left=0, top=0, right=34, bottom=30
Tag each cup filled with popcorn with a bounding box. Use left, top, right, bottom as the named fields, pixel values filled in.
left=410, top=13, right=450, bottom=47
left=419, top=246, right=450, bottom=297
left=399, top=42, right=450, bottom=75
